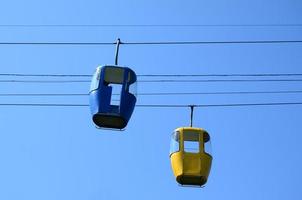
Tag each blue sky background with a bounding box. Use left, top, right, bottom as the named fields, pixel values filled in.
left=0, top=0, right=301, bottom=199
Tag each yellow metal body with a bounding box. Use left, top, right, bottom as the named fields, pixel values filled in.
left=170, top=127, right=212, bottom=186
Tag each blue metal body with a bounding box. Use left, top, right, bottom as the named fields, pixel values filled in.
left=89, top=65, right=137, bottom=129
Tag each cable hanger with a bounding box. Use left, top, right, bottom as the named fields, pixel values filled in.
left=115, top=38, right=121, bottom=65
left=190, top=105, right=195, bottom=127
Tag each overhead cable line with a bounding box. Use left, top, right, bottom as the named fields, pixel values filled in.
left=139, top=79, right=302, bottom=83
left=2, top=79, right=302, bottom=83
left=0, top=73, right=92, bottom=77
left=138, top=73, right=302, bottom=77
left=0, top=80, right=90, bottom=83
left=137, top=102, right=302, bottom=108
left=1, top=73, right=302, bottom=77
left=0, top=24, right=302, bottom=27
left=1, top=90, right=302, bottom=96
left=136, top=90, right=302, bottom=95
left=0, top=93, right=88, bottom=96
left=0, top=42, right=114, bottom=45
left=123, top=40, right=302, bottom=45
left=0, top=40, right=302, bottom=46
left=0, top=102, right=301, bottom=107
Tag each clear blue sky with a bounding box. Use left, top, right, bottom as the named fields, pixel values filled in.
left=0, top=0, right=301, bottom=199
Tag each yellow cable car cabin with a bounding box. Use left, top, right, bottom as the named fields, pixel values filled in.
left=170, top=127, right=212, bottom=186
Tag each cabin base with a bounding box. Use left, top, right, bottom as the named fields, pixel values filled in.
left=93, top=114, right=127, bottom=129
left=176, top=175, right=207, bottom=186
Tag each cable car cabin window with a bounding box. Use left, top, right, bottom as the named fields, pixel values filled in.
left=103, top=67, right=125, bottom=106
left=126, top=71, right=137, bottom=96
left=170, top=131, right=180, bottom=155
left=183, top=131, right=200, bottom=153
left=90, top=69, right=101, bottom=92
left=109, top=83, right=122, bottom=106
left=129, top=81, right=137, bottom=97
left=204, top=132, right=212, bottom=155
left=104, top=67, right=124, bottom=84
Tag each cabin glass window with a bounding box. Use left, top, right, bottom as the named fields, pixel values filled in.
left=90, top=69, right=100, bottom=92
left=104, top=67, right=124, bottom=84
left=126, top=72, right=137, bottom=96
left=109, top=83, right=122, bottom=106
left=204, top=133, right=212, bottom=155
left=183, top=130, right=200, bottom=153
left=170, top=131, right=180, bottom=155
left=129, top=81, right=137, bottom=97
left=103, top=67, right=125, bottom=106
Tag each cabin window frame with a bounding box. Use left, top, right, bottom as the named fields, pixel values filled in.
left=170, top=131, right=180, bottom=156
left=90, top=68, right=101, bottom=92
left=183, top=130, right=200, bottom=154
left=203, top=132, right=212, bottom=155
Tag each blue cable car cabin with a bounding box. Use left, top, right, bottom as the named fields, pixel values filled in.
left=89, top=65, right=137, bottom=129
